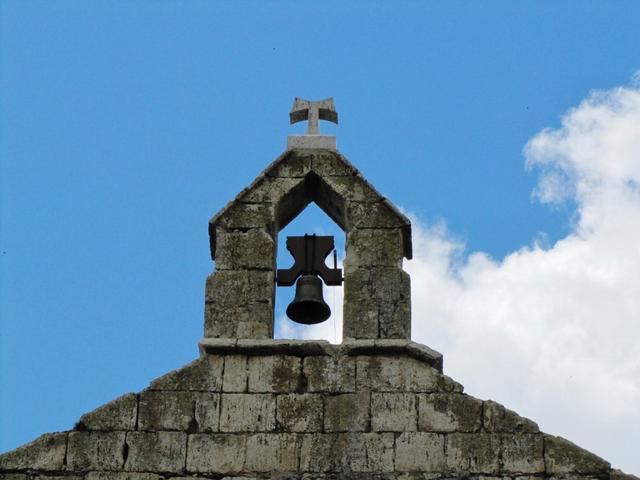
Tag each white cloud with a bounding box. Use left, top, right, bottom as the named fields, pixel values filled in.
left=408, top=79, right=640, bottom=474
left=278, top=78, right=640, bottom=474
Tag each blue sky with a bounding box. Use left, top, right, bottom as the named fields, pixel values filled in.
left=1, top=1, right=640, bottom=474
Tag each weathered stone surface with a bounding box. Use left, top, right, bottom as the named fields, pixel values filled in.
left=138, top=391, right=192, bottom=431
left=303, top=356, right=355, bottom=393
left=544, top=435, right=610, bottom=474
left=356, top=356, right=441, bottom=392
left=324, top=393, right=369, bottom=432
left=483, top=400, right=539, bottom=433
left=205, top=270, right=274, bottom=306
left=86, top=473, right=162, bottom=480
left=223, top=355, right=248, bottom=392
left=300, top=433, right=394, bottom=473
left=186, top=434, right=246, bottom=474
left=0, top=475, right=28, bottom=480
left=138, top=391, right=219, bottom=433
left=193, top=393, right=221, bottom=433
left=240, top=176, right=304, bottom=204
left=310, top=151, right=357, bottom=177
left=214, top=229, right=275, bottom=271
left=395, top=432, right=445, bottom=472
left=347, top=203, right=407, bottom=230
left=343, top=267, right=411, bottom=340
left=67, top=431, right=125, bottom=471
left=245, top=434, right=299, bottom=472
left=299, top=434, right=337, bottom=473
left=276, top=394, right=322, bottom=432
left=205, top=302, right=273, bottom=339
left=247, top=355, right=301, bottom=393
left=417, top=394, right=482, bottom=433
left=501, top=434, right=544, bottom=474
left=345, top=230, right=404, bottom=268
left=0, top=433, right=67, bottom=471
left=344, top=267, right=409, bottom=304
left=266, top=152, right=312, bottom=178
left=125, top=432, right=186, bottom=473
left=219, top=394, right=275, bottom=432
left=213, top=202, right=274, bottom=230
left=77, top=393, right=138, bottom=431
left=445, top=433, right=500, bottom=474
left=336, top=433, right=394, bottom=473
left=342, top=303, right=379, bottom=339
left=321, top=175, right=379, bottom=203
left=371, top=393, right=416, bottom=432
left=149, top=356, right=223, bottom=391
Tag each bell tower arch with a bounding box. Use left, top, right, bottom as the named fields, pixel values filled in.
left=205, top=146, right=412, bottom=342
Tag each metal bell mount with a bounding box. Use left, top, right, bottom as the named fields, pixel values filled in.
left=276, top=234, right=343, bottom=325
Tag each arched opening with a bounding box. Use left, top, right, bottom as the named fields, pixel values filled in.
left=274, top=202, right=345, bottom=343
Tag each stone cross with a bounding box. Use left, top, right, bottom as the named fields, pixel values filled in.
left=289, top=97, right=338, bottom=135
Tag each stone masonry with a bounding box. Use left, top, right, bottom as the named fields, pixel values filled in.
left=1, top=147, right=637, bottom=480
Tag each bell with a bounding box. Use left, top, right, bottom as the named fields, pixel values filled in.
left=286, top=274, right=331, bottom=324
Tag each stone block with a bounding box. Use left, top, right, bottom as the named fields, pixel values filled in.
left=347, top=202, right=407, bottom=230
left=288, top=135, right=336, bottom=150
left=267, top=152, right=312, bottom=177
left=205, top=303, right=273, bottom=339
left=300, top=433, right=394, bottom=473
left=310, top=151, right=356, bottom=176
left=0, top=433, right=67, bottom=471
left=324, top=393, right=369, bottom=432
left=149, top=356, right=223, bottom=392
left=303, top=356, right=355, bottom=393
left=343, top=267, right=411, bottom=340
left=501, top=434, right=544, bottom=474
left=194, top=393, right=221, bottom=433
left=86, top=473, right=162, bottom=480
left=276, top=394, right=322, bottom=432
left=344, top=267, right=408, bottom=303
left=321, top=175, right=379, bottom=203
left=345, top=230, right=404, bottom=268
left=124, top=432, right=186, bottom=473
left=205, top=270, right=274, bottom=306
left=67, top=431, right=126, bottom=471
left=299, top=434, right=337, bottom=473
left=77, top=393, right=138, bottom=431
left=244, top=433, right=299, bottom=472
left=214, top=202, right=274, bottom=230
left=544, top=435, right=610, bottom=474
left=378, top=294, right=411, bottom=339
left=214, top=229, right=275, bottom=271
left=395, top=432, right=445, bottom=472
left=240, top=176, right=305, bottom=204
left=186, top=434, right=246, bottom=474
left=445, top=433, right=500, bottom=474
left=371, top=393, right=416, bottom=432
left=219, top=394, right=276, bottom=432
left=356, top=356, right=441, bottom=392
left=335, top=433, right=394, bottom=473
left=483, top=400, right=539, bottom=433
left=137, top=390, right=219, bottom=433
left=223, top=355, right=248, bottom=392
left=342, top=303, right=379, bottom=339
left=30, top=476, right=83, bottom=480
left=138, top=391, right=192, bottom=431
left=417, top=393, right=482, bottom=433
left=248, top=355, right=302, bottom=393
left=0, top=475, right=27, bottom=480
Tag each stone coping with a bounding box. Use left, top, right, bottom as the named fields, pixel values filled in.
left=198, top=338, right=443, bottom=372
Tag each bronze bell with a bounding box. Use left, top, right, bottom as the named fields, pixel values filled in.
left=286, top=274, right=331, bottom=325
